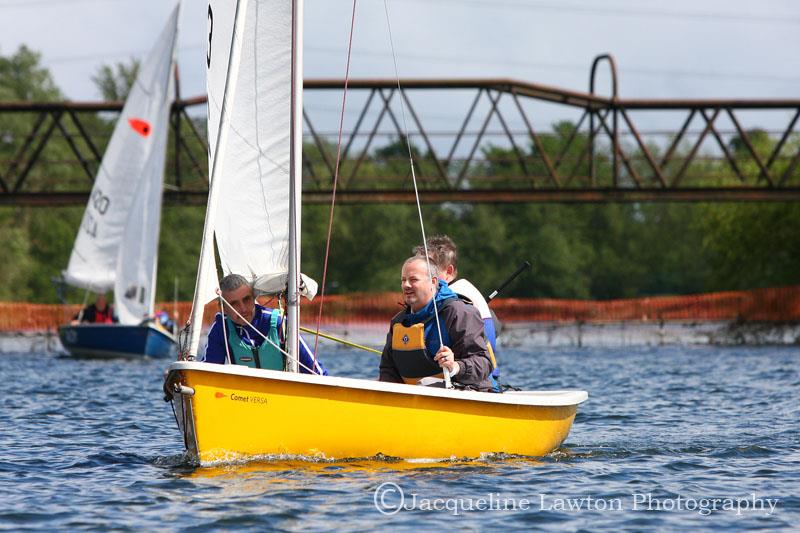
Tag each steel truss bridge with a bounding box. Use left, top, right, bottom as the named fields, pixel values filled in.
left=1, top=55, right=799, bottom=206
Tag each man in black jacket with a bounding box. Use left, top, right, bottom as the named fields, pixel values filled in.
left=378, top=256, right=494, bottom=391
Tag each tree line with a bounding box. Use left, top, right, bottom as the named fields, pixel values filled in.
left=1, top=46, right=798, bottom=304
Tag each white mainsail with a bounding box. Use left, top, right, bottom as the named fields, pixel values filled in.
left=64, top=5, right=180, bottom=326
left=114, top=6, right=180, bottom=324
left=189, top=0, right=303, bottom=360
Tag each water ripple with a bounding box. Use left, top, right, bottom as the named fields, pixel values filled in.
left=0, top=346, right=798, bottom=529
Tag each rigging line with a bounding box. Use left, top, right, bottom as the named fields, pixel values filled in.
left=76, top=287, right=91, bottom=323
left=382, top=0, right=451, bottom=389
left=301, top=326, right=381, bottom=355
left=218, top=292, right=232, bottom=365
left=312, top=0, right=358, bottom=359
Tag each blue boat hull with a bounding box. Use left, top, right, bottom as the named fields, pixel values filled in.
left=58, top=323, right=176, bottom=359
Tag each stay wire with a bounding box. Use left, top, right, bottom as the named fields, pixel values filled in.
left=382, top=0, right=451, bottom=388
left=75, top=287, right=91, bottom=323
left=313, top=0, right=358, bottom=358
left=218, top=293, right=232, bottom=365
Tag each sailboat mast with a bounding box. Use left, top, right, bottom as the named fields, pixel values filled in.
left=286, top=0, right=304, bottom=371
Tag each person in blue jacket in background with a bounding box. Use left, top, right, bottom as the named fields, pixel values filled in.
left=204, top=273, right=327, bottom=375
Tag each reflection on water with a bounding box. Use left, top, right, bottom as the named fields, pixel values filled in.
left=183, top=455, right=545, bottom=480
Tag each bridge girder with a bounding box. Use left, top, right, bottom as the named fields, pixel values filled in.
left=1, top=62, right=798, bottom=207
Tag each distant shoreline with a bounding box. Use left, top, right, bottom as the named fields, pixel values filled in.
left=3, top=319, right=798, bottom=354
left=501, top=320, right=800, bottom=348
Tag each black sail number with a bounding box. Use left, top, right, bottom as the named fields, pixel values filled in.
left=82, top=212, right=97, bottom=238
left=82, top=188, right=109, bottom=239
left=91, top=189, right=110, bottom=215
left=207, top=4, right=213, bottom=68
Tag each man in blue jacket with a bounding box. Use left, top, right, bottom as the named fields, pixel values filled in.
left=378, top=257, right=494, bottom=391
left=204, top=274, right=326, bottom=375
left=413, top=235, right=501, bottom=380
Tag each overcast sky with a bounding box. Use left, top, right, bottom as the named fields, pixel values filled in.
left=2, top=0, right=799, bottom=137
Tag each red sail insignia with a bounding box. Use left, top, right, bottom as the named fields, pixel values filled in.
left=128, top=118, right=152, bottom=137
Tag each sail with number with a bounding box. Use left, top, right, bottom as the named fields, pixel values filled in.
left=63, top=5, right=179, bottom=325
left=188, top=0, right=304, bottom=360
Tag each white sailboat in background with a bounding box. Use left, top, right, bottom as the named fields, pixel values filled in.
left=164, top=0, right=586, bottom=464
left=59, top=4, right=180, bottom=358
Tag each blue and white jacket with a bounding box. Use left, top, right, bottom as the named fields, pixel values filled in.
left=204, top=304, right=327, bottom=375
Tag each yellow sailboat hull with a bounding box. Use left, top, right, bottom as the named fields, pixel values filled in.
left=165, top=362, right=587, bottom=465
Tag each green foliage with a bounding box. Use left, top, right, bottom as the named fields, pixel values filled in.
left=26, top=207, right=83, bottom=298
left=155, top=206, right=206, bottom=301
left=696, top=131, right=800, bottom=291
left=301, top=203, right=422, bottom=293
left=0, top=208, right=34, bottom=301
left=701, top=202, right=800, bottom=291
left=92, top=59, right=141, bottom=101
left=0, top=47, right=78, bottom=302
left=1, top=46, right=799, bottom=304
left=0, top=45, right=60, bottom=101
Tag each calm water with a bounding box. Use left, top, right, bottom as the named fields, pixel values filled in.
left=1, top=342, right=798, bottom=530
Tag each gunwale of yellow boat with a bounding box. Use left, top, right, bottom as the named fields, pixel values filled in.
left=167, top=361, right=588, bottom=464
